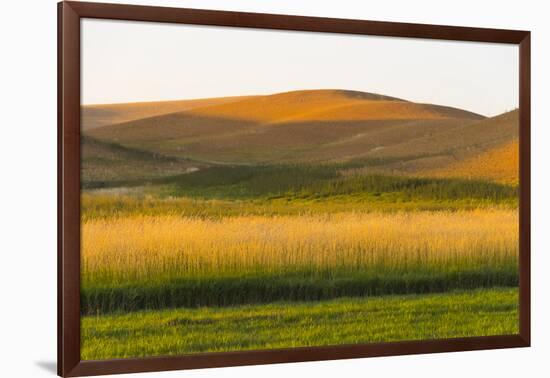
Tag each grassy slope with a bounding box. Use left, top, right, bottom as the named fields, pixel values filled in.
left=154, top=166, right=518, bottom=201
left=368, top=109, right=519, bottom=174
left=81, top=161, right=519, bottom=203
left=81, top=288, right=518, bottom=359
left=85, top=89, right=488, bottom=165
left=426, top=140, right=519, bottom=185
left=81, top=136, right=207, bottom=187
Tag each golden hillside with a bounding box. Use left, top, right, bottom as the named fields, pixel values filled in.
left=86, top=89, right=486, bottom=164
left=81, top=90, right=519, bottom=186
left=426, top=140, right=519, bottom=185
left=184, top=89, right=483, bottom=123
left=353, top=109, right=519, bottom=175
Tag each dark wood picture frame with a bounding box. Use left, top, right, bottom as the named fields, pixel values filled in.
left=58, top=1, right=531, bottom=376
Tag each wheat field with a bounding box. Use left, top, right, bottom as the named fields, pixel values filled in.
left=82, top=209, right=517, bottom=284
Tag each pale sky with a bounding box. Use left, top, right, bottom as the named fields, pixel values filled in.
left=81, top=18, right=519, bottom=117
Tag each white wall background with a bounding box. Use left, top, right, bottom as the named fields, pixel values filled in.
left=1, top=0, right=548, bottom=377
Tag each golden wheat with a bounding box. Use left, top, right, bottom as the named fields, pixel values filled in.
left=82, top=210, right=518, bottom=284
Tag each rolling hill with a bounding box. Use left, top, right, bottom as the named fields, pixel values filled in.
left=82, top=96, right=253, bottom=130
left=81, top=89, right=518, bottom=186
left=85, top=90, right=485, bottom=162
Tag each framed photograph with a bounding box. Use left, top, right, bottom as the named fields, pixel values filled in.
left=58, top=1, right=531, bottom=376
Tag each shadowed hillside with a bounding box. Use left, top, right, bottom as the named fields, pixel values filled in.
left=81, top=136, right=206, bottom=187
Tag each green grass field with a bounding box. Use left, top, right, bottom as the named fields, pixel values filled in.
left=81, top=166, right=518, bottom=221
left=82, top=288, right=518, bottom=360
left=82, top=162, right=518, bottom=202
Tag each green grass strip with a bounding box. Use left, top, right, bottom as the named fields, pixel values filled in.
left=81, top=287, right=518, bottom=360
